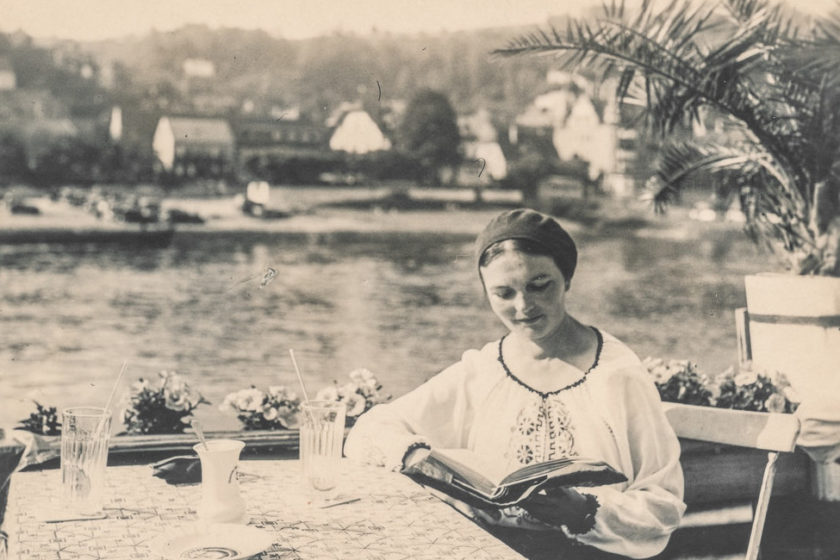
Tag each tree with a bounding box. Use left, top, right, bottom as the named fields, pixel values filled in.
left=398, top=89, right=461, bottom=185
left=0, top=133, right=29, bottom=185
left=498, top=0, right=840, bottom=275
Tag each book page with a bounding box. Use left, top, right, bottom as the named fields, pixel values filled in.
left=430, top=448, right=509, bottom=489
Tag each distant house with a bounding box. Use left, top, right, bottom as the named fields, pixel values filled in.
left=0, top=57, right=16, bottom=90
left=512, top=76, right=625, bottom=190
left=552, top=95, right=616, bottom=181
left=457, top=109, right=507, bottom=184
left=233, top=117, right=330, bottom=162
left=183, top=58, right=216, bottom=79
left=108, top=106, right=123, bottom=142
left=152, top=116, right=235, bottom=173
left=328, top=110, right=391, bottom=154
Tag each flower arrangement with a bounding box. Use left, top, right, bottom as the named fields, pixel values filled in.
left=123, top=371, right=208, bottom=434
left=16, top=401, right=61, bottom=436
left=314, top=368, right=391, bottom=427
left=643, top=358, right=800, bottom=413
left=219, top=386, right=301, bottom=430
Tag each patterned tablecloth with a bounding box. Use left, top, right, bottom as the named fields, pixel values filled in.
left=4, top=459, right=527, bottom=560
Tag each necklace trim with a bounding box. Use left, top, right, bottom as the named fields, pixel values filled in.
left=497, top=328, right=603, bottom=398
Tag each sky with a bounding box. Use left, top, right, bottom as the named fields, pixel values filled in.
left=0, top=0, right=595, bottom=41
left=0, top=0, right=836, bottom=42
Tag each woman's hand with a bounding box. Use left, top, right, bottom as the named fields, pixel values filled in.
left=402, top=446, right=431, bottom=470
left=520, top=487, right=599, bottom=533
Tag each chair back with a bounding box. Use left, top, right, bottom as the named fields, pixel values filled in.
left=663, top=403, right=800, bottom=453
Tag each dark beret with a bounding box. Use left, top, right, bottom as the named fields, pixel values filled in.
left=474, top=208, right=577, bottom=281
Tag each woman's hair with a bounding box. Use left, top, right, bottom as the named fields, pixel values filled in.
left=479, top=238, right=571, bottom=286
left=474, top=209, right=578, bottom=284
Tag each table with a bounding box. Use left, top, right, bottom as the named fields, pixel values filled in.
left=4, top=459, right=527, bottom=560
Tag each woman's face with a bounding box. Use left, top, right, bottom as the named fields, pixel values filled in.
left=480, top=248, right=569, bottom=343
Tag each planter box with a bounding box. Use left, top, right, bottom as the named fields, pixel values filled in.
left=664, top=402, right=810, bottom=506
left=679, top=439, right=810, bottom=505
left=15, top=429, right=303, bottom=469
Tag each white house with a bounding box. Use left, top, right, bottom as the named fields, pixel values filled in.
left=328, top=110, right=391, bottom=154
left=153, top=116, right=235, bottom=171
left=552, top=95, right=617, bottom=181
left=183, top=58, right=216, bottom=79
left=458, top=109, right=507, bottom=183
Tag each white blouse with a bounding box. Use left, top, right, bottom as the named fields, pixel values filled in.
left=344, top=329, right=686, bottom=559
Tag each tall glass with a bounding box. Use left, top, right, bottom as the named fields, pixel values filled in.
left=299, top=401, right=345, bottom=491
left=61, top=407, right=111, bottom=516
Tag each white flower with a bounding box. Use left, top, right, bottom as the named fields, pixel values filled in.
left=734, top=370, right=759, bottom=387
left=337, top=382, right=358, bottom=400
left=315, top=384, right=340, bottom=402
left=262, top=406, right=279, bottom=421
left=651, top=368, right=673, bottom=384
left=782, top=385, right=801, bottom=404
left=235, top=388, right=265, bottom=412
left=349, top=368, right=375, bottom=383
left=773, top=372, right=792, bottom=389
left=268, top=385, right=293, bottom=400
left=277, top=406, right=299, bottom=429
left=130, top=378, right=150, bottom=394
left=219, top=393, right=237, bottom=413
left=164, top=391, right=189, bottom=412
left=342, top=392, right=367, bottom=417
left=765, top=393, right=787, bottom=413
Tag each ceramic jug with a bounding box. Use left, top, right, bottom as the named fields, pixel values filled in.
left=194, top=439, right=246, bottom=524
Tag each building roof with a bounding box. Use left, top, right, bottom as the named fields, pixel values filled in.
left=167, top=117, right=234, bottom=145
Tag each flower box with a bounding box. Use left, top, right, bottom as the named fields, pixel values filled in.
left=665, top=402, right=810, bottom=506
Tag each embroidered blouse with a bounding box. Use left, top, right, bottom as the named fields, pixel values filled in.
left=344, top=329, right=686, bottom=559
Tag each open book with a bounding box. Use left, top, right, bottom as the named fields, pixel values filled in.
left=406, top=448, right=627, bottom=508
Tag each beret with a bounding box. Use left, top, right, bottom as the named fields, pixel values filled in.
left=474, top=208, right=577, bottom=281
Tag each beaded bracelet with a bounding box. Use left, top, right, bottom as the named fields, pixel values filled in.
left=565, top=493, right=599, bottom=535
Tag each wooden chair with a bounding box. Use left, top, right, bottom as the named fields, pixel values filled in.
left=663, top=402, right=801, bottom=560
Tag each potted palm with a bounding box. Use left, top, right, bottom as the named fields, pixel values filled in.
left=496, top=0, right=840, bottom=496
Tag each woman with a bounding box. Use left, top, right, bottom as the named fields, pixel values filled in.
left=344, top=208, right=685, bottom=559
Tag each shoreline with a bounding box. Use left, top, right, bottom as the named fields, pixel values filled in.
left=0, top=191, right=744, bottom=244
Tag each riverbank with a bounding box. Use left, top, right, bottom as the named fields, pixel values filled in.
left=1, top=185, right=739, bottom=242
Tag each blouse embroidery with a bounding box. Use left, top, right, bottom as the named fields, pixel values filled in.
left=508, top=394, right=578, bottom=466
left=496, top=328, right=604, bottom=398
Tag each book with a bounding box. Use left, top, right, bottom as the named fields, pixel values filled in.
left=406, top=448, right=627, bottom=508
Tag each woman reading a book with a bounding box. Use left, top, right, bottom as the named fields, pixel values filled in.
left=344, top=208, right=685, bottom=559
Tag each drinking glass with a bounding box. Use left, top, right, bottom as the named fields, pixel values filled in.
left=60, top=407, right=111, bottom=515
left=299, top=401, right=346, bottom=491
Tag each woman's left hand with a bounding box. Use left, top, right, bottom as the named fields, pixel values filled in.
left=519, top=487, right=595, bottom=531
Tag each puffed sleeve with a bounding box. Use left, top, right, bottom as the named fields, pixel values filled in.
left=570, top=369, right=686, bottom=559
left=344, top=350, right=484, bottom=471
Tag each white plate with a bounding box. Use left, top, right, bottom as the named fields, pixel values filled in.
left=154, top=523, right=274, bottom=559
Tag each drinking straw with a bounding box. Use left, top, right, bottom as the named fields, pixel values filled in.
left=191, top=419, right=209, bottom=450
left=102, top=361, right=129, bottom=416
left=95, top=360, right=128, bottom=438
left=288, top=349, right=311, bottom=404
left=289, top=349, right=317, bottom=426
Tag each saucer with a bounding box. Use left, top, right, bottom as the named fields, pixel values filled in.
left=154, top=523, right=274, bottom=559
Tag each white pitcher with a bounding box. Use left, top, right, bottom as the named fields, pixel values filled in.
left=194, top=439, right=247, bottom=524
